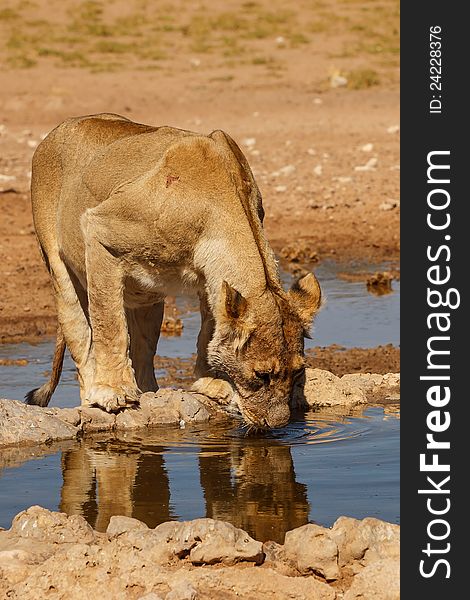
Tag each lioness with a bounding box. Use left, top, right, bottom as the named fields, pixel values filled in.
left=26, top=113, right=321, bottom=429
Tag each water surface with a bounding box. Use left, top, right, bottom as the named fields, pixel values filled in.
left=0, top=406, right=399, bottom=542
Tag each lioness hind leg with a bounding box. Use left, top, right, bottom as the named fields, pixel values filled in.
left=48, top=255, right=95, bottom=402
left=126, top=303, right=164, bottom=392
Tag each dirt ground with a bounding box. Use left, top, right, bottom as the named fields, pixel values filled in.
left=0, top=0, right=399, bottom=370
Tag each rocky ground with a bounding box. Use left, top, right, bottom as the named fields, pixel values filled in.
left=0, top=505, right=399, bottom=600
left=0, top=368, right=400, bottom=447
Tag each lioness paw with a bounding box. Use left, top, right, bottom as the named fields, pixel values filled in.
left=86, top=384, right=140, bottom=412
left=191, top=377, right=234, bottom=403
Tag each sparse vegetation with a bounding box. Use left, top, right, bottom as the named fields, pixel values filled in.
left=0, top=0, right=399, bottom=77
left=347, top=68, right=380, bottom=89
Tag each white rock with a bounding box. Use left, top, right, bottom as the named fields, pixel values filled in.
left=334, top=176, right=352, bottom=184
left=275, top=185, right=287, bottom=193
left=189, top=58, right=201, bottom=67
left=378, top=201, right=397, bottom=211
left=27, top=140, right=38, bottom=149
left=361, top=143, right=374, bottom=152
left=0, top=174, right=16, bottom=182
left=275, top=36, right=286, bottom=45
left=313, top=165, right=323, bottom=176
left=331, top=74, right=348, bottom=88
left=249, top=149, right=260, bottom=156
left=278, top=164, right=296, bottom=176
left=387, top=125, right=400, bottom=134
left=307, top=148, right=316, bottom=155
left=354, top=157, right=378, bottom=172
left=242, top=137, right=256, bottom=148
left=313, top=97, right=323, bottom=105
left=389, top=164, right=400, bottom=171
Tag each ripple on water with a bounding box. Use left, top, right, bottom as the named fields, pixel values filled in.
left=0, top=407, right=399, bottom=543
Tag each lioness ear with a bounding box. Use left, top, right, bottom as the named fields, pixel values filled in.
left=288, top=272, right=322, bottom=326
left=222, top=281, right=248, bottom=320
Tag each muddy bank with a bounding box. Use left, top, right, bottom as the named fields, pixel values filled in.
left=0, top=505, right=399, bottom=599
left=152, top=345, right=401, bottom=389
left=0, top=368, right=399, bottom=448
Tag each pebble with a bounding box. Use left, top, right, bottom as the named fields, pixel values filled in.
left=307, top=148, right=316, bottom=155
left=252, top=111, right=259, bottom=117
left=354, top=157, right=378, bottom=172
left=387, top=125, right=400, bottom=134
left=0, top=174, right=16, bottom=182
left=242, top=137, right=256, bottom=148
left=0, top=124, right=6, bottom=135
left=334, top=176, right=352, bottom=184
left=331, top=74, right=348, bottom=88
left=249, top=149, right=260, bottom=156
left=379, top=201, right=398, bottom=211
left=275, top=36, right=286, bottom=46
left=27, top=140, right=38, bottom=149
left=313, top=165, right=323, bottom=176
left=278, top=164, right=296, bottom=176
left=313, top=98, right=323, bottom=105
left=390, top=165, right=400, bottom=171
left=189, top=58, right=201, bottom=67
left=275, top=185, right=287, bottom=193
left=361, top=143, right=374, bottom=152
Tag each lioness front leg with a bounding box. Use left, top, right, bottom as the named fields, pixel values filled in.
left=192, top=292, right=235, bottom=404
left=83, top=217, right=140, bottom=412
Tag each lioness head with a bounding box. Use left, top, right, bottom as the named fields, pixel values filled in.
left=207, top=273, right=321, bottom=429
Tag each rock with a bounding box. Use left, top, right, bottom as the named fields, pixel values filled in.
left=294, top=369, right=366, bottom=408
left=366, top=272, right=393, bottom=295
left=10, top=506, right=95, bottom=544
left=361, top=143, right=374, bottom=152
left=313, top=164, right=323, bottom=175
left=0, top=399, right=78, bottom=447
left=152, top=519, right=264, bottom=566
left=242, top=137, right=256, bottom=148
left=0, top=507, right=398, bottom=600
left=386, top=125, right=399, bottom=134
left=278, top=164, right=296, bottom=176
left=330, top=516, right=400, bottom=570
left=341, top=373, right=400, bottom=403
left=166, top=580, right=198, bottom=600
left=275, top=185, right=287, bottom=192
left=344, top=558, right=399, bottom=600
left=354, top=157, right=378, bottom=172
left=284, top=523, right=340, bottom=580
left=107, top=516, right=149, bottom=537
left=313, top=97, right=323, bottom=104
left=379, top=201, right=397, bottom=211
left=275, top=35, right=286, bottom=46
left=331, top=73, right=348, bottom=88
left=307, top=147, right=316, bottom=155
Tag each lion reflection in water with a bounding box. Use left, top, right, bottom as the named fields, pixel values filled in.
left=60, top=432, right=309, bottom=542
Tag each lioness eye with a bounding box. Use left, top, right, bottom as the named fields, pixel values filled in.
left=254, top=371, right=271, bottom=385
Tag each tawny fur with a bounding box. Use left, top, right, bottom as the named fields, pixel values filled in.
left=27, top=114, right=321, bottom=427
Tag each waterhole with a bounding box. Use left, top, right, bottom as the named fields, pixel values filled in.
left=0, top=262, right=399, bottom=540
left=0, top=406, right=399, bottom=543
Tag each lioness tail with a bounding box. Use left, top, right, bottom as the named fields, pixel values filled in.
left=25, top=326, right=66, bottom=407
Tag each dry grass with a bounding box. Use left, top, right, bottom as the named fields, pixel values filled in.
left=0, top=0, right=399, bottom=77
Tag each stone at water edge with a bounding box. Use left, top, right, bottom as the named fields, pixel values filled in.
left=293, top=368, right=367, bottom=408
left=283, top=523, right=341, bottom=581
left=344, top=558, right=400, bottom=600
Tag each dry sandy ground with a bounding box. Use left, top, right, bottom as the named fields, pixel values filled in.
left=0, top=0, right=399, bottom=367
